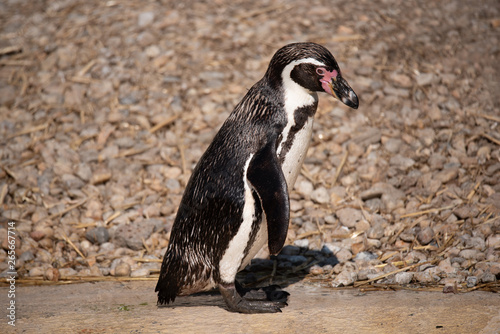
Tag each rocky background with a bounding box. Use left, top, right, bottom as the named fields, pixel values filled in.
left=0, top=0, right=499, bottom=292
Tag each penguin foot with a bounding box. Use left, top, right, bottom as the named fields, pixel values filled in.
left=219, top=283, right=288, bottom=314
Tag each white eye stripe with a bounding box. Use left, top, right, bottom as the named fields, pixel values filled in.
left=277, top=58, right=321, bottom=157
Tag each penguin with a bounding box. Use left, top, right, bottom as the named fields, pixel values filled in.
left=156, top=42, right=359, bottom=313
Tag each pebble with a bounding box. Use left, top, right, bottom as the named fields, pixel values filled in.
left=389, top=155, right=415, bottom=171
left=459, top=249, right=479, bottom=260
left=331, top=270, right=357, bottom=287
left=416, top=73, right=435, bottom=86
left=486, top=235, right=500, bottom=249
left=29, top=267, right=46, bottom=277
left=310, top=187, right=330, bottom=204
left=336, top=208, right=363, bottom=228
left=296, top=180, right=313, bottom=197
left=394, top=272, right=413, bottom=284
left=293, top=239, right=309, bottom=248
left=114, top=223, right=155, bottom=251
left=435, top=167, right=458, bottom=183
left=59, top=268, right=78, bottom=276
left=114, top=262, right=131, bottom=277
left=354, top=251, right=377, bottom=262
left=86, top=227, right=110, bottom=245
left=335, top=248, right=353, bottom=263
left=413, top=271, right=433, bottom=283
left=466, top=276, right=478, bottom=288
left=131, top=268, right=150, bottom=277
left=138, top=12, right=155, bottom=27
left=417, top=227, right=434, bottom=245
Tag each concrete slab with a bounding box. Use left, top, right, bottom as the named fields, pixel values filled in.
left=1, top=281, right=499, bottom=333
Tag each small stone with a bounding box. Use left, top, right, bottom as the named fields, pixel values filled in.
left=289, top=199, right=302, bottom=212
left=114, top=262, right=131, bottom=276
left=293, top=239, right=309, bottom=248
left=335, top=248, right=353, bottom=263
left=384, top=138, right=403, bottom=154
left=417, top=227, right=434, bottom=245
left=311, top=187, right=329, bottom=204
left=0, top=85, right=16, bottom=106
left=435, top=167, right=458, bottom=183
left=416, top=73, right=435, bottom=86
left=367, top=224, right=385, bottom=240
left=138, top=12, right=155, bottom=27
left=309, top=265, right=324, bottom=275
left=399, top=232, right=415, bottom=242
left=296, top=180, right=313, bottom=197
left=486, top=235, right=500, bottom=249
left=466, top=276, right=478, bottom=287
left=390, top=73, right=412, bottom=88
left=59, top=268, right=78, bottom=276
left=131, top=268, right=150, bottom=277
left=413, top=271, right=433, bottom=283
left=76, top=163, right=92, bottom=181
left=351, top=242, right=365, bottom=255
left=99, top=242, right=115, bottom=253
left=459, top=249, right=479, bottom=260
left=114, top=222, right=155, bottom=250
left=354, top=251, right=377, bottom=262
left=29, top=267, right=45, bottom=277
left=437, top=258, right=455, bottom=275
left=336, top=208, right=363, bottom=228
left=453, top=205, right=480, bottom=219
left=389, top=155, right=415, bottom=171
left=19, top=251, right=35, bottom=262
left=30, top=230, right=45, bottom=241
left=394, top=272, right=413, bottom=284
left=85, top=227, right=110, bottom=245
left=145, top=45, right=160, bottom=58
left=417, top=128, right=435, bottom=147
left=366, top=238, right=381, bottom=248
left=480, top=272, right=496, bottom=283
left=44, top=268, right=60, bottom=282
left=331, top=270, right=357, bottom=287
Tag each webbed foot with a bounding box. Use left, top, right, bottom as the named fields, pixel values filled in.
left=219, top=283, right=289, bottom=314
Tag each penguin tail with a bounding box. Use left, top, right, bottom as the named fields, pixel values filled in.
left=155, top=273, right=179, bottom=305
left=155, top=250, right=182, bottom=305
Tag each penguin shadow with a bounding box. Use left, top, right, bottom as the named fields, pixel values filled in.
left=160, top=245, right=338, bottom=311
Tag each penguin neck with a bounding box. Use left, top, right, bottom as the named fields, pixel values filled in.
left=276, top=60, right=319, bottom=158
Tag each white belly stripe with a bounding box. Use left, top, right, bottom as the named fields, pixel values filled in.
left=219, top=154, right=255, bottom=283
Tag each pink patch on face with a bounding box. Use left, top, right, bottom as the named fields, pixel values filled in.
left=317, top=68, right=338, bottom=95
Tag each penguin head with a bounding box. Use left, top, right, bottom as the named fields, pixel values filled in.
left=266, top=42, right=359, bottom=109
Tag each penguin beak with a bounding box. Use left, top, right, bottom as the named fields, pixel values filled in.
left=328, top=77, right=359, bottom=109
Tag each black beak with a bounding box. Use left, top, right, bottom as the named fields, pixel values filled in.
left=329, top=77, right=359, bottom=109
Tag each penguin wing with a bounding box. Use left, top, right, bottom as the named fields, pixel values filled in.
left=247, top=139, right=290, bottom=255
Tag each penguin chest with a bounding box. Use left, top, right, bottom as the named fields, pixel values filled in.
left=278, top=117, right=314, bottom=188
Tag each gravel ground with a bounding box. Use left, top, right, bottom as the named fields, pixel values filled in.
left=0, top=0, right=499, bottom=293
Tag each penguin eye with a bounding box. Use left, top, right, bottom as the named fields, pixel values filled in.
left=316, top=68, right=326, bottom=76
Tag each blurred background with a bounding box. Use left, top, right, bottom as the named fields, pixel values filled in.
left=0, top=0, right=499, bottom=291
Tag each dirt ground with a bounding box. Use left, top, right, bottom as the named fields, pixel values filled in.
left=0, top=0, right=500, bottom=332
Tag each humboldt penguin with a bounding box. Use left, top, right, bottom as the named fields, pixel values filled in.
left=156, top=42, right=359, bottom=313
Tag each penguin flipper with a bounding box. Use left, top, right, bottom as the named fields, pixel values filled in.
left=247, top=140, right=290, bottom=255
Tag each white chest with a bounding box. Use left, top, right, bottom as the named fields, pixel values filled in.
left=279, top=117, right=314, bottom=188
